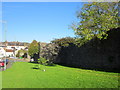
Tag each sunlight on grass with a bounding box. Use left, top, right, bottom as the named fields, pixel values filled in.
left=2, top=62, right=119, bottom=88
left=0, top=71, right=2, bottom=90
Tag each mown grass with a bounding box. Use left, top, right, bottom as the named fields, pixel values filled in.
left=2, top=62, right=119, bottom=88
left=0, top=71, right=2, bottom=89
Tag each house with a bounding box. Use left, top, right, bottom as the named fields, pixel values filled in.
left=0, top=41, right=29, bottom=58
left=0, top=47, right=6, bottom=58
left=0, top=47, right=15, bottom=58
left=6, top=46, right=27, bottom=55
left=5, top=49, right=14, bottom=57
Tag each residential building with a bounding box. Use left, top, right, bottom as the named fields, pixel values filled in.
left=0, top=41, right=29, bottom=58
left=0, top=47, right=6, bottom=58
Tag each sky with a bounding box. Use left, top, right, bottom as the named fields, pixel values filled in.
left=2, top=2, right=84, bottom=43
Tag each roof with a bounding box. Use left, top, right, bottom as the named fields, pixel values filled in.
left=0, top=42, right=29, bottom=46
left=5, top=49, right=14, bottom=52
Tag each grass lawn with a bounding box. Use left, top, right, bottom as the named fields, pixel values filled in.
left=2, top=62, right=119, bottom=88
left=0, top=71, right=2, bottom=89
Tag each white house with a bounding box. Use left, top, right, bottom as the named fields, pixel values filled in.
left=5, top=49, right=14, bottom=57
left=0, top=47, right=15, bottom=58
left=6, top=46, right=27, bottom=55
left=6, top=46, right=26, bottom=50
left=0, top=42, right=28, bottom=58
left=0, top=45, right=27, bottom=58
left=0, top=47, right=6, bottom=58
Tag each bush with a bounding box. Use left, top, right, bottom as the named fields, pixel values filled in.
left=38, top=57, right=48, bottom=65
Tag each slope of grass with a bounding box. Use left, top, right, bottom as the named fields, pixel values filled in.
left=2, top=62, right=119, bottom=88
left=0, top=71, right=2, bottom=89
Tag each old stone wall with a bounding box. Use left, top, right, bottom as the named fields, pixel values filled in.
left=38, top=28, right=120, bottom=72
left=40, top=43, right=60, bottom=63
left=54, top=28, right=120, bottom=72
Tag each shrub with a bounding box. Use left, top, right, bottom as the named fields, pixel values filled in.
left=38, top=57, right=48, bottom=65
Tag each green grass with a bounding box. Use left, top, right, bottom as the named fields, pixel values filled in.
left=0, top=71, right=2, bottom=89
left=2, top=62, right=119, bottom=88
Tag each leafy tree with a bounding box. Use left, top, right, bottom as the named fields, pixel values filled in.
left=71, top=2, right=119, bottom=46
left=38, top=57, right=48, bottom=65
left=16, top=49, right=27, bottom=58
left=37, top=57, right=48, bottom=71
left=28, top=40, right=39, bottom=57
left=51, top=37, right=75, bottom=47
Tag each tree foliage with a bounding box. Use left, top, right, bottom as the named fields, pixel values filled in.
left=39, top=43, right=60, bottom=65
left=16, top=49, right=27, bottom=57
left=28, top=40, right=39, bottom=57
left=38, top=57, right=48, bottom=65
left=51, top=37, right=75, bottom=47
left=71, top=2, right=119, bottom=46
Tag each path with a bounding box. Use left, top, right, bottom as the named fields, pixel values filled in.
left=0, top=60, right=28, bottom=71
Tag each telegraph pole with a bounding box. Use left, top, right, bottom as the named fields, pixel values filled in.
left=3, top=20, right=7, bottom=70
left=14, top=36, right=16, bottom=59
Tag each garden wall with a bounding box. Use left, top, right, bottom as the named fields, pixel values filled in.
left=54, top=28, right=120, bottom=72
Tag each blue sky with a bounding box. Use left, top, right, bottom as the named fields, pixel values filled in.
left=2, top=2, right=84, bottom=43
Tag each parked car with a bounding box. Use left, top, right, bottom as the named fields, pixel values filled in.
left=0, top=61, right=4, bottom=67
left=0, top=59, right=9, bottom=67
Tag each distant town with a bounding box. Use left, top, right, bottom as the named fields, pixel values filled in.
left=0, top=41, right=29, bottom=58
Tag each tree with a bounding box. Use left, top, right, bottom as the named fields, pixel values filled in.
left=28, top=40, right=39, bottom=57
left=51, top=37, right=75, bottom=47
left=16, top=49, right=27, bottom=58
left=38, top=57, right=48, bottom=65
left=37, top=57, right=48, bottom=71
left=71, top=2, right=119, bottom=46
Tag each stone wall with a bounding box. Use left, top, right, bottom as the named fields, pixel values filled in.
left=40, top=43, right=60, bottom=64
left=38, top=28, right=120, bottom=72
left=54, top=28, right=120, bottom=72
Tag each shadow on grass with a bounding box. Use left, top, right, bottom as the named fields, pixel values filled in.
left=31, top=64, right=40, bottom=70
left=45, top=64, right=56, bottom=67
left=56, top=63, right=120, bottom=73
left=29, top=61, right=58, bottom=70
left=29, top=61, right=57, bottom=67
left=28, top=61, right=38, bottom=64
left=32, top=67, right=40, bottom=69
left=31, top=64, right=57, bottom=71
